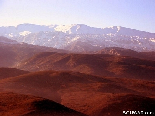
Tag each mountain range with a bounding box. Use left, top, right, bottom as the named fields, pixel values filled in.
left=0, top=36, right=155, bottom=81
left=0, top=24, right=155, bottom=52
left=0, top=25, right=155, bottom=116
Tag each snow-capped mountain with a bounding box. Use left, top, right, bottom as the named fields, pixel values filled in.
left=0, top=23, right=155, bottom=52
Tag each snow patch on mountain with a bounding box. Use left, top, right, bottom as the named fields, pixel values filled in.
left=19, top=31, right=31, bottom=36
left=150, top=39, right=155, bottom=43
left=0, top=24, right=155, bottom=52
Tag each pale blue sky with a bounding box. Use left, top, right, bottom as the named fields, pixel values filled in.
left=0, top=0, right=155, bottom=32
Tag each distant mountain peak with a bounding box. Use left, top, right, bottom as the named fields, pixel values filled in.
left=0, top=23, right=155, bottom=52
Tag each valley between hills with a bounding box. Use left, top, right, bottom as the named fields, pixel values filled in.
left=0, top=34, right=155, bottom=116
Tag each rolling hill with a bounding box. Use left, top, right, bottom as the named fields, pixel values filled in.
left=0, top=68, right=29, bottom=80
left=96, top=47, right=155, bottom=61
left=0, top=70, right=154, bottom=115
left=93, top=94, right=155, bottom=116
left=0, top=92, right=86, bottom=116
left=17, top=52, right=155, bottom=81
left=0, top=35, right=155, bottom=116
left=0, top=36, right=67, bottom=67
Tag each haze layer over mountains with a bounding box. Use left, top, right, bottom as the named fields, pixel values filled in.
left=0, top=24, right=155, bottom=116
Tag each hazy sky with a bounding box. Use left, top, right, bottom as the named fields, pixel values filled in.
left=0, top=0, right=155, bottom=32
